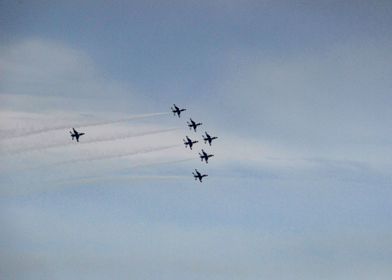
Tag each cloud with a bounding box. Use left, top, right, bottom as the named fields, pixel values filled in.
left=2, top=38, right=390, bottom=177
left=0, top=38, right=151, bottom=113
left=1, top=107, right=389, bottom=194
left=0, top=39, right=198, bottom=195
left=204, top=42, right=392, bottom=173
left=216, top=42, right=392, bottom=139
left=1, top=203, right=392, bottom=280
left=1, top=6, right=392, bottom=279
left=1, top=112, right=169, bottom=140
left=0, top=40, right=391, bottom=280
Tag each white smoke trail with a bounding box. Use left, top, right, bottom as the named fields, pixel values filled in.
left=50, top=158, right=196, bottom=182
left=128, top=157, right=196, bottom=169
left=0, top=156, right=196, bottom=196
left=0, top=158, right=195, bottom=196
left=1, top=112, right=168, bottom=140
left=0, top=174, right=189, bottom=196
left=27, top=144, right=181, bottom=171
left=56, top=174, right=188, bottom=185
left=48, top=158, right=197, bottom=189
left=3, top=127, right=181, bottom=156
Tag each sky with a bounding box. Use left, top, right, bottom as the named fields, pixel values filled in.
left=1, top=0, right=392, bottom=279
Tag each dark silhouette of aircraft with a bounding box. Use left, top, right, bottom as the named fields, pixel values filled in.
left=183, top=136, right=198, bottom=150
left=70, top=128, right=85, bottom=142
left=171, top=104, right=186, bottom=117
left=187, top=118, right=202, bottom=132
left=193, top=169, right=208, bottom=182
left=199, top=149, right=214, bottom=164
left=202, top=132, right=218, bottom=146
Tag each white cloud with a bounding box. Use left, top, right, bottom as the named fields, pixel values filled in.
left=1, top=9, right=392, bottom=280
left=1, top=39, right=391, bottom=198
left=1, top=203, right=392, bottom=280
left=208, top=42, right=392, bottom=172
left=0, top=38, right=148, bottom=113
left=0, top=39, right=390, bottom=270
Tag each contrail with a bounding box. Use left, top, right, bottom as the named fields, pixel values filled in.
left=0, top=174, right=189, bottom=197
left=139, top=158, right=196, bottom=166
left=55, top=174, right=188, bottom=186
left=35, top=144, right=181, bottom=170
left=1, top=157, right=194, bottom=196
left=50, top=158, right=196, bottom=187
left=3, top=127, right=181, bottom=156
left=128, top=157, right=197, bottom=169
left=1, top=112, right=168, bottom=140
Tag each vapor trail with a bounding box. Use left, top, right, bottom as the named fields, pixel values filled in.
left=0, top=174, right=188, bottom=196
left=2, top=112, right=168, bottom=140
left=128, top=157, right=197, bottom=169
left=4, top=127, right=180, bottom=156
left=56, top=174, right=188, bottom=185
left=0, top=157, right=194, bottom=196
left=50, top=158, right=196, bottom=186
left=40, top=144, right=181, bottom=169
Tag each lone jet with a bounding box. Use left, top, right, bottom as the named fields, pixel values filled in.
left=183, top=136, right=198, bottom=150
left=193, top=169, right=208, bottom=182
left=70, top=128, right=85, bottom=142
left=171, top=104, right=186, bottom=117
left=202, top=132, right=218, bottom=146
left=199, top=149, right=214, bottom=164
left=187, top=118, right=202, bottom=132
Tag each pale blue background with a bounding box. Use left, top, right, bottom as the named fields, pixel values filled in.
left=1, top=1, right=392, bottom=279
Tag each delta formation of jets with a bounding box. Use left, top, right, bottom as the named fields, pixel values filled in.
left=68, top=104, right=217, bottom=183
left=172, top=104, right=218, bottom=183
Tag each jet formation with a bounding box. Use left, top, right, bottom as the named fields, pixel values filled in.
left=67, top=104, right=217, bottom=183
left=172, top=104, right=218, bottom=182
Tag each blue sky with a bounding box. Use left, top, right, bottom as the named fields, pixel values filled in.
left=1, top=1, right=392, bottom=279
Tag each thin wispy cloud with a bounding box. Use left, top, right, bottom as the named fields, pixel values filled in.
left=1, top=2, right=392, bottom=278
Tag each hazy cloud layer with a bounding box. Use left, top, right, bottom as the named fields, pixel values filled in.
left=1, top=2, right=392, bottom=279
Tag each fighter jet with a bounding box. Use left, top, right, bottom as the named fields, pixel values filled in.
left=202, top=132, right=218, bottom=146
left=183, top=136, right=198, bottom=150
left=171, top=104, right=186, bottom=118
left=193, top=169, right=208, bottom=182
left=199, top=149, right=214, bottom=164
left=187, top=118, right=202, bottom=132
left=70, top=128, right=85, bottom=142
